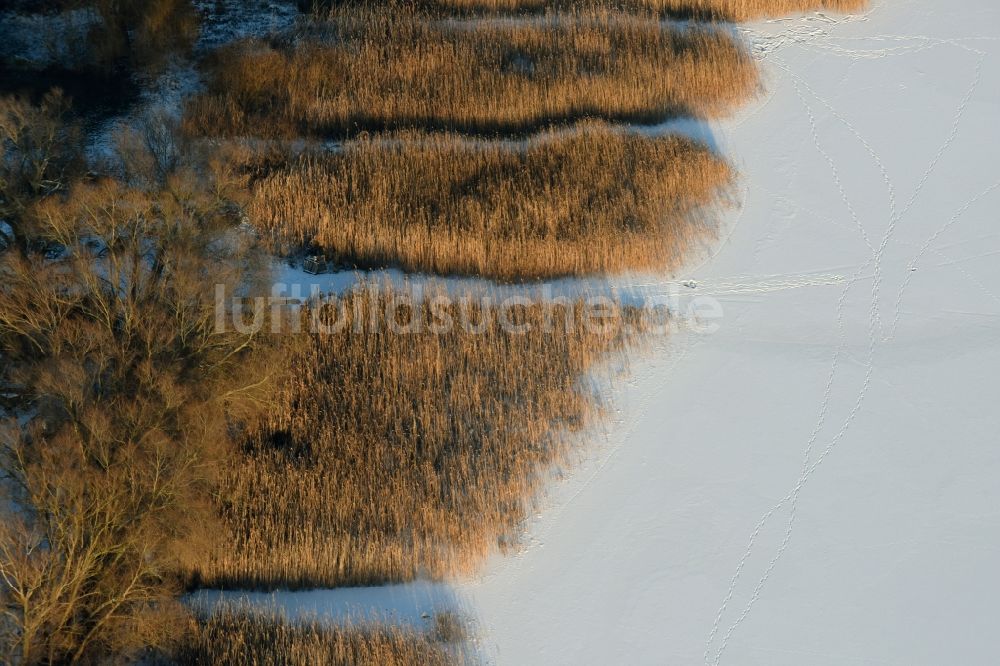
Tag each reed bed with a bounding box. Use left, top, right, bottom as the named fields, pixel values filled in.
left=400, top=0, right=868, bottom=20
left=196, top=287, right=648, bottom=588
left=652, top=0, right=867, bottom=18
left=244, top=123, right=732, bottom=281
left=178, top=609, right=465, bottom=665
left=183, top=8, right=757, bottom=139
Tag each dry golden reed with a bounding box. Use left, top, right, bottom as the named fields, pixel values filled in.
left=178, top=609, right=464, bottom=666
left=196, top=287, right=647, bottom=589
left=245, top=123, right=732, bottom=281
left=183, top=8, right=757, bottom=139
left=414, top=0, right=868, bottom=20
left=651, top=0, right=867, bottom=18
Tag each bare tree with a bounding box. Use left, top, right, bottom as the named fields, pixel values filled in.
left=0, top=170, right=275, bottom=664
left=0, top=92, right=83, bottom=243
left=115, top=109, right=184, bottom=187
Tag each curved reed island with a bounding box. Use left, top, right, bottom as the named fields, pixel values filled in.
left=183, top=7, right=758, bottom=139
left=303, top=0, right=867, bottom=21
left=244, top=123, right=733, bottom=281
left=200, top=286, right=650, bottom=589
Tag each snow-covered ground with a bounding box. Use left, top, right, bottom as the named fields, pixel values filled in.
left=188, top=1, right=1000, bottom=663
left=0, top=7, right=98, bottom=68
left=191, top=0, right=299, bottom=52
